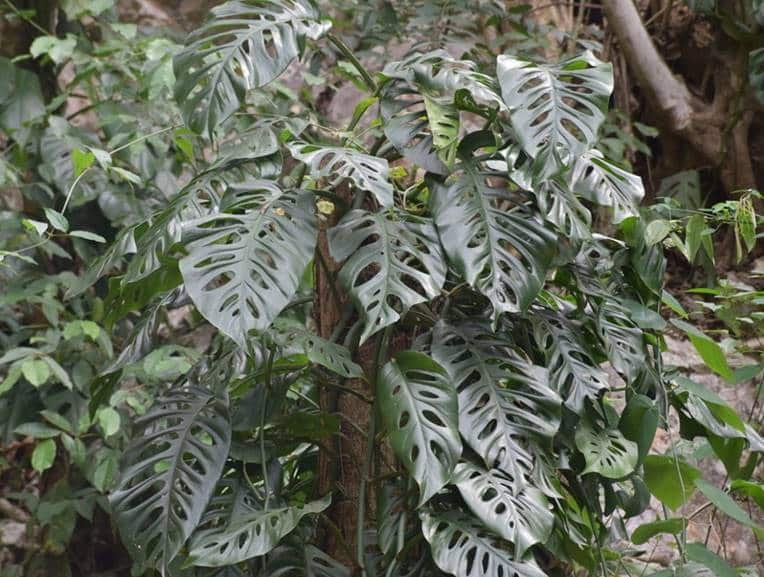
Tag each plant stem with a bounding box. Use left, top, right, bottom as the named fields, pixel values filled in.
left=356, top=327, right=390, bottom=576
left=327, top=33, right=377, bottom=93
left=3, top=0, right=48, bottom=35
left=261, top=347, right=276, bottom=510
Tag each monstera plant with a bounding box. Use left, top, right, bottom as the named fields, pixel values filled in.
left=71, top=1, right=764, bottom=576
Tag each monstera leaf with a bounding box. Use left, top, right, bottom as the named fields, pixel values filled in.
left=534, top=178, right=592, bottom=240
left=497, top=51, right=612, bottom=171
left=431, top=321, right=559, bottom=482
left=271, top=320, right=363, bottom=378
left=378, top=351, right=461, bottom=504
left=532, top=308, right=609, bottom=414
left=189, top=477, right=330, bottom=566
left=570, top=149, right=644, bottom=223
left=180, top=180, right=317, bottom=347
left=288, top=142, right=394, bottom=207
left=328, top=209, right=446, bottom=344
left=125, top=170, right=236, bottom=283
left=110, top=386, right=231, bottom=571
left=575, top=421, right=638, bottom=479
left=380, top=51, right=502, bottom=174
left=174, top=0, right=330, bottom=135
left=420, top=510, right=548, bottom=577
left=596, top=300, right=647, bottom=384
left=453, top=462, right=554, bottom=558
left=429, top=165, right=557, bottom=321
left=264, top=544, right=350, bottom=577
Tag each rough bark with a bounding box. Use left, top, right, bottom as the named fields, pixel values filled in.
left=314, top=189, right=371, bottom=571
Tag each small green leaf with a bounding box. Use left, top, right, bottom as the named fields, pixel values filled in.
left=643, top=455, right=700, bottom=510
left=632, top=518, right=687, bottom=545
left=0, top=364, right=22, bottom=396
left=97, top=407, right=121, bottom=437
left=31, top=438, right=57, bottom=472
left=30, top=34, right=77, bottom=64
left=15, top=422, right=61, bottom=438
left=21, top=358, right=50, bottom=386
left=72, top=147, right=95, bottom=177
left=575, top=423, right=637, bottom=478
left=44, top=208, right=69, bottom=233
left=694, top=479, right=764, bottom=537
left=93, top=452, right=119, bottom=492
left=22, top=218, right=48, bottom=236
left=645, top=219, right=671, bottom=245
left=43, top=357, right=73, bottom=389
left=70, top=230, right=107, bottom=243
left=89, top=147, right=112, bottom=169
left=110, top=166, right=142, bottom=185
left=686, top=542, right=736, bottom=577
left=671, top=319, right=734, bottom=381
left=730, top=480, right=764, bottom=508
left=39, top=410, right=74, bottom=434
left=685, top=214, right=705, bottom=262
left=61, top=434, right=86, bottom=468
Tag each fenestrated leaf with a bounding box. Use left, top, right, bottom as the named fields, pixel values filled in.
left=328, top=209, right=446, bottom=345
left=271, top=320, right=363, bottom=379
left=570, top=149, right=644, bottom=223
left=575, top=422, right=638, bottom=479
left=180, top=181, right=317, bottom=347
left=288, top=142, right=394, bottom=208
left=420, top=510, right=547, bottom=577
left=174, top=0, right=330, bottom=135
left=453, top=462, right=553, bottom=558
left=533, top=177, right=592, bottom=240
left=431, top=321, right=560, bottom=482
left=429, top=165, right=557, bottom=321
left=110, top=386, right=231, bottom=572
left=188, top=476, right=330, bottom=566
left=531, top=308, right=609, bottom=414
left=497, top=51, right=612, bottom=172
left=378, top=351, right=461, bottom=505
left=263, top=544, right=350, bottom=577
left=597, top=300, right=647, bottom=383
left=125, top=170, right=234, bottom=283
left=380, top=50, right=502, bottom=174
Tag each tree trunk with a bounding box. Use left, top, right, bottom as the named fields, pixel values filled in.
left=314, top=191, right=372, bottom=571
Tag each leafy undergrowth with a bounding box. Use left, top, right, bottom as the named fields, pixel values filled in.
left=0, top=1, right=762, bottom=577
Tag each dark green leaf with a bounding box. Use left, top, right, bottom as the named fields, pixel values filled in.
left=430, top=166, right=556, bottom=321
left=174, top=0, right=330, bottom=135
left=189, top=477, right=330, bottom=566
left=631, top=518, right=687, bottom=545
left=497, top=51, right=612, bottom=172
left=181, top=181, right=317, bottom=347
left=288, top=142, right=394, bottom=208
left=378, top=351, right=461, bottom=504
left=643, top=455, right=700, bottom=510
left=110, top=387, right=231, bottom=571
left=329, top=209, right=445, bottom=344
left=575, top=422, right=638, bottom=479
left=420, top=510, right=547, bottom=577
left=453, top=462, right=553, bottom=557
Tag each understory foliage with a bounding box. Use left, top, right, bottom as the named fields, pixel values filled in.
left=1, top=1, right=763, bottom=577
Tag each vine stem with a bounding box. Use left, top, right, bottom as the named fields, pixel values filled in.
left=327, top=33, right=377, bottom=93
left=3, top=0, right=48, bottom=35
left=61, top=124, right=179, bottom=215
left=356, top=327, right=391, bottom=576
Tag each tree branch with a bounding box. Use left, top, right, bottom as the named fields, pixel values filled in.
left=602, top=0, right=694, bottom=132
